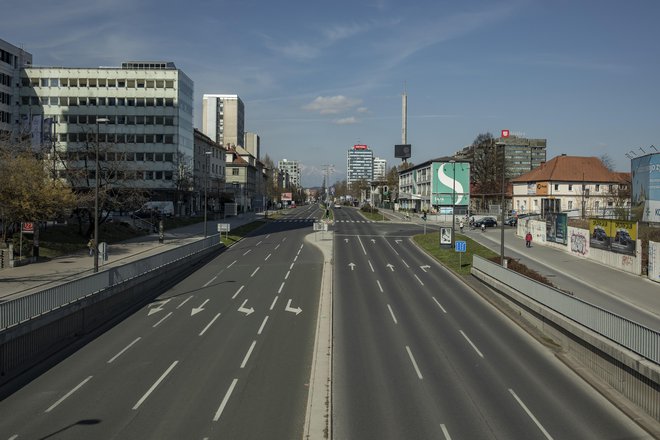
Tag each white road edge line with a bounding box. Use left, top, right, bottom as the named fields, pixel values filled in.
left=376, top=280, right=383, bottom=293
left=432, top=297, right=447, bottom=313
left=509, top=389, right=554, bottom=439
left=108, top=337, right=141, bottom=363
left=405, top=346, right=423, bottom=380
left=203, top=276, right=217, bottom=288
left=176, top=296, right=193, bottom=309
left=232, top=285, right=244, bottom=299
left=45, top=376, right=93, bottom=413
left=199, top=313, right=221, bottom=336
left=240, top=340, right=257, bottom=368
left=460, top=330, right=484, bottom=358
left=387, top=304, right=398, bottom=324
left=133, top=361, right=178, bottom=410
left=214, top=378, right=239, bottom=422
left=440, top=423, right=452, bottom=440
left=258, top=315, right=269, bottom=335
left=153, top=312, right=172, bottom=328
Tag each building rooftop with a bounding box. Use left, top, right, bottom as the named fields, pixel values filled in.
left=510, top=155, right=629, bottom=183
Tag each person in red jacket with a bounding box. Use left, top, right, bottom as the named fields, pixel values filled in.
left=525, top=232, right=533, bottom=248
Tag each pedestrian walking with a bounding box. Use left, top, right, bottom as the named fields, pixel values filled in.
left=87, top=238, right=95, bottom=256
left=459, top=220, right=464, bottom=233
left=525, top=232, right=533, bottom=248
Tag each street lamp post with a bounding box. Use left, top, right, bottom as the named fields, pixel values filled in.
left=93, top=118, right=109, bottom=273
left=450, top=160, right=456, bottom=245
left=204, top=151, right=212, bottom=237
left=498, top=143, right=506, bottom=266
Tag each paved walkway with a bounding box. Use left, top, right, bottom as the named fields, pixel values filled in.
left=0, top=213, right=260, bottom=301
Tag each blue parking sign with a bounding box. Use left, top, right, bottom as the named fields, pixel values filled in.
left=455, top=240, right=466, bottom=252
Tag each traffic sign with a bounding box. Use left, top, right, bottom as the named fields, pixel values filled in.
left=455, top=240, right=466, bottom=252
left=217, top=223, right=231, bottom=232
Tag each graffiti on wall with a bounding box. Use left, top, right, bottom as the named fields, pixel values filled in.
left=570, top=230, right=589, bottom=256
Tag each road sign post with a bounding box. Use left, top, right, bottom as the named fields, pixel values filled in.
left=455, top=240, right=466, bottom=268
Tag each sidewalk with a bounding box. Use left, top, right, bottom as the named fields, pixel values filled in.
left=0, top=213, right=260, bottom=301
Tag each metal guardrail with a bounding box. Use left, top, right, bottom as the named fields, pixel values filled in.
left=473, top=255, right=659, bottom=364
left=0, top=235, right=221, bottom=331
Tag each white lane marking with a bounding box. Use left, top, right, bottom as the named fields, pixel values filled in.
left=265, top=253, right=272, bottom=261
left=133, top=361, right=178, bottom=410
left=386, top=238, right=400, bottom=255
left=153, top=312, right=172, bottom=328
left=368, top=260, right=375, bottom=272
left=460, top=330, right=484, bottom=358
left=294, top=255, right=298, bottom=262
left=232, top=285, right=244, bottom=299
left=199, top=313, right=221, bottom=336
left=278, top=282, right=285, bottom=294
left=290, top=263, right=295, bottom=270
left=203, top=276, right=217, bottom=288
left=405, top=346, right=423, bottom=380
left=299, top=244, right=304, bottom=250
left=9, top=435, right=18, bottom=440
left=176, top=296, right=193, bottom=309
left=45, top=376, right=93, bottom=413
left=440, top=424, right=452, bottom=440
left=357, top=236, right=367, bottom=255
left=414, top=274, right=424, bottom=286
left=266, top=234, right=271, bottom=239
left=401, top=259, right=410, bottom=268
left=108, top=337, right=141, bottom=363
left=251, top=266, right=260, bottom=277
left=285, top=270, right=291, bottom=279
left=275, top=244, right=280, bottom=250
left=376, top=280, right=383, bottom=293
left=282, top=237, right=287, bottom=242
left=509, top=389, right=554, bottom=439
left=256, top=240, right=263, bottom=246
left=387, top=304, right=398, bottom=324
left=432, top=297, right=447, bottom=313
left=227, top=260, right=237, bottom=268
left=240, top=340, right=257, bottom=368
left=270, top=296, right=279, bottom=310
left=243, top=249, right=251, bottom=256
left=258, top=316, right=269, bottom=335
left=214, top=378, right=239, bottom=422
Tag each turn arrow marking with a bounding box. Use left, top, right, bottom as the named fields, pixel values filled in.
left=420, top=265, right=430, bottom=273
left=387, top=264, right=395, bottom=272
left=285, top=299, right=302, bottom=315
left=191, top=299, right=209, bottom=316
left=238, top=299, right=255, bottom=316
left=148, top=299, right=171, bottom=316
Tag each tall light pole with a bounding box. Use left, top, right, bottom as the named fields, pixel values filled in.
left=94, top=118, right=109, bottom=273
left=498, top=142, right=506, bottom=266
left=450, top=160, right=456, bottom=245
left=204, top=150, right=212, bottom=237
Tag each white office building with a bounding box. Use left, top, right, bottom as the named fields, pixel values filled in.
left=0, top=38, right=32, bottom=137
left=202, top=94, right=244, bottom=148
left=373, top=157, right=387, bottom=180
left=278, top=158, right=301, bottom=187
left=347, top=144, right=373, bottom=187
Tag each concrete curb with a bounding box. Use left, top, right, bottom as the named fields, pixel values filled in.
left=303, top=231, right=333, bottom=440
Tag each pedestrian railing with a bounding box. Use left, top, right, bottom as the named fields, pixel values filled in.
left=473, top=255, right=659, bottom=364
left=0, top=235, right=221, bottom=331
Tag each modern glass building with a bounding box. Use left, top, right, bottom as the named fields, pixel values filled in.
left=347, top=144, right=373, bottom=187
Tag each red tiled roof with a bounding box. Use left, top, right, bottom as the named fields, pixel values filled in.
left=510, top=155, right=622, bottom=183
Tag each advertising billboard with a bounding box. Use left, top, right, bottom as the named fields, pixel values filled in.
left=631, top=153, right=660, bottom=223
left=589, top=218, right=637, bottom=255
left=281, top=192, right=292, bottom=201
left=546, top=213, right=567, bottom=245
left=395, top=144, right=412, bottom=159
left=431, top=162, right=470, bottom=206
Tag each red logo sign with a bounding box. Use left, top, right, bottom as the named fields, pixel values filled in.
left=353, top=144, right=368, bottom=150
left=22, top=222, right=34, bottom=233
left=501, top=129, right=510, bottom=138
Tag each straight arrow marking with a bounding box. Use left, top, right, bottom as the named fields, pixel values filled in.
left=348, top=263, right=356, bottom=271
left=191, top=299, right=210, bottom=316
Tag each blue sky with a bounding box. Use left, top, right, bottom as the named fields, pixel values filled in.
left=5, top=0, right=659, bottom=186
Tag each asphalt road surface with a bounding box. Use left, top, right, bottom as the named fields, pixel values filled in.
left=332, top=207, right=651, bottom=439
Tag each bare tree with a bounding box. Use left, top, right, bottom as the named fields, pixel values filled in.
left=470, top=133, right=506, bottom=212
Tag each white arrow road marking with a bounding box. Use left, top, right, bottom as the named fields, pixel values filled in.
left=371, top=239, right=376, bottom=244
left=214, top=378, right=238, bottom=422
left=46, top=376, right=93, bottom=413
left=348, top=263, right=356, bottom=271
left=238, top=299, right=255, bottom=316
left=240, top=340, right=257, bottom=368
left=285, top=298, right=302, bottom=315
left=133, top=361, right=178, bottom=410
left=232, top=285, right=244, bottom=299
left=148, top=298, right=171, bottom=316
left=420, top=265, right=431, bottom=272
left=386, top=263, right=395, bottom=271
left=344, top=238, right=349, bottom=243
left=199, top=313, right=221, bottom=336
left=395, top=239, right=402, bottom=244
left=191, top=299, right=210, bottom=316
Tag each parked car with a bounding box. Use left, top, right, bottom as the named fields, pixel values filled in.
left=475, top=217, right=498, bottom=228
left=504, top=216, right=518, bottom=226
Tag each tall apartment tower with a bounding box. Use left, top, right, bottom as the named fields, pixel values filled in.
left=373, top=157, right=387, bottom=180
left=18, top=61, right=194, bottom=199
left=0, top=38, right=32, bottom=137
left=244, top=132, right=260, bottom=160
left=347, top=144, right=373, bottom=187
left=278, top=158, right=301, bottom=187
left=202, top=94, right=244, bottom=148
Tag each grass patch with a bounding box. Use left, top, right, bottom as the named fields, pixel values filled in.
left=413, top=232, right=497, bottom=276
left=360, top=210, right=389, bottom=221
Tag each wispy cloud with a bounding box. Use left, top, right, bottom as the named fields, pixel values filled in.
left=334, top=116, right=358, bottom=125
left=303, top=95, right=363, bottom=115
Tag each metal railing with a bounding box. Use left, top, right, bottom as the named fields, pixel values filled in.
left=473, top=255, right=659, bottom=364
left=1, top=235, right=220, bottom=331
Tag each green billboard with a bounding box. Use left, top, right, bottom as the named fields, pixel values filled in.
left=431, top=162, right=470, bottom=206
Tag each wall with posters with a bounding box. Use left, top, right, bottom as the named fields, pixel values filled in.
left=589, top=218, right=637, bottom=256
left=631, top=153, right=660, bottom=223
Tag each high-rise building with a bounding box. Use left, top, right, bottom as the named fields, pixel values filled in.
left=0, top=38, right=32, bottom=137
left=202, top=94, right=244, bottom=148
left=17, top=61, right=194, bottom=201
left=347, top=144, right=373, bottom=187
left=278, top=158, right=301, bottom=187
left=497, top=135, right=547, bottom=178
left=244, top=132, right=260, bottom=160
left=373, top=157, right=387, bottom=180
